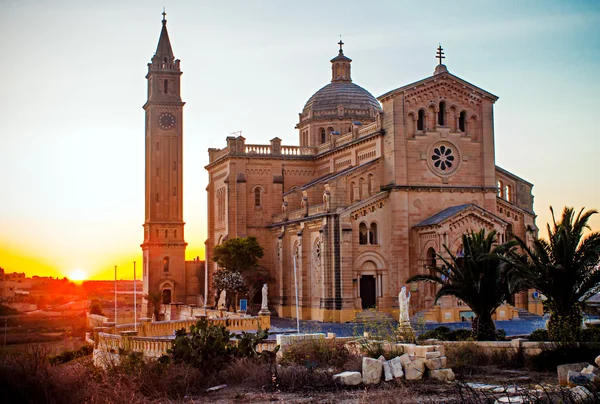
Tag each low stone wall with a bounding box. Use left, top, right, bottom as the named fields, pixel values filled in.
left=87, top=313, right=109, bottom=328
left=432, top=339, right=554, bottom=356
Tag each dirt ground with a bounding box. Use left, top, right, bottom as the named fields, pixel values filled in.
left=195, top=367, right=557, bottom=404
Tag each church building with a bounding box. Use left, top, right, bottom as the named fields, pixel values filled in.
left=142, top=14, right=539, bottom=322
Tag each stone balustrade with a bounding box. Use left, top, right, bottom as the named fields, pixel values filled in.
left=208, top=138, right=316, bottom=164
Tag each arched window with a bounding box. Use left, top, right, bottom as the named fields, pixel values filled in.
left=173, top=161, right=176, bottom=171
left=174, top=229, right=177, bottom=238
left=163, top=256, right=170, bottom=272
left=497, top=180, right=504, bottom=198
left=165, top=229, right=168, bottom=238
left=254, top=187, right=262, bottom=207
left=367, top=174, right=374, bottom=195
left=458, top=111, right=466, bottom=132
left=156, top=142, right=159, bottom=151
left=505, top=185, right=511, bottom=202
left=173, top=187, right=176, bottom=196
left=438, top=101, right=446, bottom=126
left=359, top=177, right=364, bottom=199
left=369, top=223, right=378, bottom=245
left=426, top=247, right=436, bottom=269
left=417, top=109, right=425, bottom=131
left=359, top=222, right=368, bottom=245
left=319, top=128, right=326, bottom=144
left=350, top=182, right=356, bottom=202
left=327, top=127, right=334, bottom=137
left=164, top=79, right=168, bottom=94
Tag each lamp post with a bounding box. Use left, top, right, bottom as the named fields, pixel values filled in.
left=133, top=261, right=137, bottom=332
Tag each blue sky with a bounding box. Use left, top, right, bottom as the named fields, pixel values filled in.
left=1, top=0, right=599, bottom=279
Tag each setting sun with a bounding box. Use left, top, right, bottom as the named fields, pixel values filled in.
left=69, top=269, right=87, bottom=282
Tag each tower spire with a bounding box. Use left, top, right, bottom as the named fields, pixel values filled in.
left=154, top=9, right=174, bottom=61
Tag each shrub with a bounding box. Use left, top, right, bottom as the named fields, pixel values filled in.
left=0, top=304, right=18, bottom=316
left=48, top=344, right=93, bottom=365
left=527, top=343, right=600, bottom=371
left=527, top=328, right=549, bottom=341
left=446, top=343, right=522, bottom=375
left=89, top=300, right=104, bottom=316
left=280, top=338, right=356, bottom=370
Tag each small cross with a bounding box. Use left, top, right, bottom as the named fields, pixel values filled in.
left=436, top=44, right=445, bottom=65
left=162, top=7, right=167, bottom=22
left=338, top=36, right=344, bottom=53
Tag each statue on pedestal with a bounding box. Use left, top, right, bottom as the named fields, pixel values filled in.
left=399, top=286, right=411, bottom=324
left=259, top=283, right=270, bottom=315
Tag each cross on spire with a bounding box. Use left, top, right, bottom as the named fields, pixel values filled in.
left=436, top=44, right=445, bottom=65
left=162, top=8, right=167, bottom=25
left=338, top=36, right=344, bottom=54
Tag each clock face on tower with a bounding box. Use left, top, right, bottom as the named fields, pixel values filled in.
left=158, top=113, right=176, bottom=130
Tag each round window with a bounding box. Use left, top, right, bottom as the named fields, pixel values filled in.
left=427, top=141, right=461, bottom=176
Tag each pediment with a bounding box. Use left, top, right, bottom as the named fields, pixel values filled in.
left=379, top=71, right=498, bottom=104
left=413, top=203, right=507, bottom=231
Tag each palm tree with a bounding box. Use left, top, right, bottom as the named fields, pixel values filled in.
left=505, top=207, right=600, bottom=342
left=407, top=229, right=515, bottom=341
left=144, top=291, right=162, bottom=321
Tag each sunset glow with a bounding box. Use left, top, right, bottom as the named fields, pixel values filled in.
left=69, top=269, right=87, bottom=282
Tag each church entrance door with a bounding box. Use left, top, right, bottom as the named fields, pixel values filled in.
left=360, top=275, right=376, bottom=309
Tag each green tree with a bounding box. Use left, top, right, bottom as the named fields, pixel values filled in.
left=407, top=229, right=515, bottom=341
left=212, top=236, right=264, bottom=273
left=144, top=291, right=162, bottom=321
left=506, top=207, right=600, bottom=342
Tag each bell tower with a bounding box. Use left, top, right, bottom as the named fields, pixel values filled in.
left=141, top=11, right=187, bottom=318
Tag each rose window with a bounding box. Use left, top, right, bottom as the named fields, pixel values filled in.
left=431, top=145, right=455, bottom=171
left=427, top=141, right=461, bottom=177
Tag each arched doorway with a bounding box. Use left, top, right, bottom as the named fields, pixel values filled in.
left=360, top=275, right=376, bottom=309
left=162, top=289, right=172, bottom=304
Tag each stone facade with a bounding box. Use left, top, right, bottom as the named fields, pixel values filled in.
left=203, top=41, right=538, bottom=323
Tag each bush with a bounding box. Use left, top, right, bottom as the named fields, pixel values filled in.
left=280, top=338, right=356, bottom=370
left=0, top=304, right=18, bottom=316
left=418, top=326, right=480, bottom=342
left=527, top=328, right=549, bottom=341
left=48, top=344, right=93, bottom=365
left=527, top=343, right=600, bottom=371
left=89, top=300, right=104, bottom=316
left=446, top=343, right=522, bottom=375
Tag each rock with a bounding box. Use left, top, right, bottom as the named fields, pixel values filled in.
left=558, top=363, right=590, bottom=386
left=570, top=385, right=593, bottom=403
left=401, top=344, right=417, bottom=356
left=206, top=384, right=228, bottom=392
left=433, top=344, right=445, bottom=357
left=388, top=356, right=404, bottom=379
left=413, top=345, right=435, bottom=358
left=362, top=357, right=383, bottom=385
left=596, top=355, right=600, bottom=368
left=399, top=353, right=412, bottom=367
left=425, top=357, right=447, bottom=370
left=568, top=371, right=597, bottom=387
left=581, top=365, right=600, bottom=376
left=429, top=368, right=455, bottom=381
left=376, top=356, right=393, bottom=381
left=494, top=397, right=525, bottom=404
left=404, top=358, right=425, bottom=380
left=333, top=371, right=362, bottom=386
left=425, top=351, right=441, bottom=359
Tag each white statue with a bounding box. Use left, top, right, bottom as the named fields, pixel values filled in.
left=261, top=283, right=269, bottom=311
left=399, top=286, right=411, bottom=324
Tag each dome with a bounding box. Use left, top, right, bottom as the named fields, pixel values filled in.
left=302, top=82, right=381, bottom=116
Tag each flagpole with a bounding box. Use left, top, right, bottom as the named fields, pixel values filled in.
left=114, top=265, right=117, bottom=325
left=133, top=261, right=137, bottom=332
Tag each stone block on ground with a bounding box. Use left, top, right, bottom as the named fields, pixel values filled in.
left=413, top=345, right=435, bottom=358
left=362, top=357, right=383, bottom=385
left=425, top=357, right=447, bottom=370
left=388, top=356, right=404, bottom=379
left=333, top=371, right=362, bottom=386
left=581, top=365, right=599, bottom=375
left=558, top=363, right=590, bottom=386
left=400, top=344, right=416, bottom=356
left=399, top=353, right=412, bottom=367
left=429, top=368, right=455, bottom=382
left=425, top=351, right=441, bottom=359
left=567, top=371, right=597, bottom=387
left=377, top=356, right=393, bottom=381
left=433, top=344, right=445, bottom=357
left=595, top=355, right=600, bottom=368
left=570, top=385, right=593, bottom=403
left=404, top=358, right=425, bottom=380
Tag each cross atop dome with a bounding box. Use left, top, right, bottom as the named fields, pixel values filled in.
left=330, top=37, right=352, bottom=82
